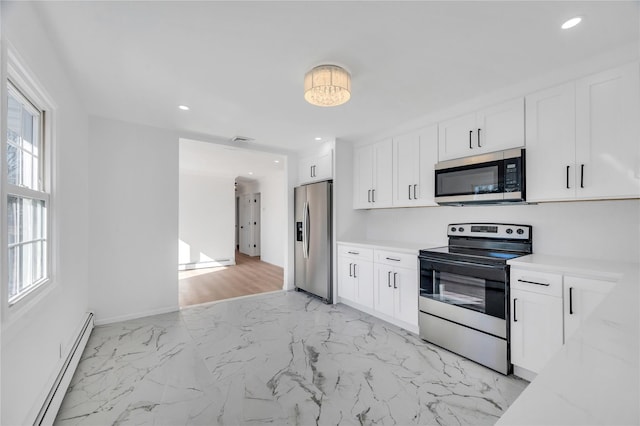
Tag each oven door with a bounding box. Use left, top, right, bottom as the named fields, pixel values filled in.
left=419, top=256, right=508, bottom=338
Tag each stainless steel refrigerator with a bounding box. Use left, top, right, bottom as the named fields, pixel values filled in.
left=294, top=180, right=332, bottom=303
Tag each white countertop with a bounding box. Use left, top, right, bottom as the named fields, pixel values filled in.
left=498, top=255, right=640, bottom=425
left=337, top=239, right=443, bottom=254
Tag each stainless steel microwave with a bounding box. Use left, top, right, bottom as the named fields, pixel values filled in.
left=434, top=148, right=525, bottom=205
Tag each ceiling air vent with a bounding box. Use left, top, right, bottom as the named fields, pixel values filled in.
left=231, top=136, right=254, bottom=143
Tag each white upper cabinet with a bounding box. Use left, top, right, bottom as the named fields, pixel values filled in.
left=575, top=62, right=640, bottom=199
left=438, top=97, right=524, bottom=161
left=526, top=62, right=640, bottom=202
left=393, top=125, right=438, bottom=207
left=525, top=82, right=577, bottom=202
left=298, top=150, right=332, bottom=185
left=353, top=139, right=393, bottom=209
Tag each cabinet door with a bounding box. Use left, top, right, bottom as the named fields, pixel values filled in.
left=298, top=156, right=315, bottom=184
left=393, top=266, right=418, bottom=326
left=353, top=145, right=374, bottom=209
left=564, top=276, right=615, bottom=341
left=417, top=124, right=438, bottom=206
left=438, top=112, right=477, bottom=161
left=337, top=255, right=355, bottom=302
left=575, top=62, right=640, bottom=199
left=372, top=139, right=393, bottom=207
left=374, top=264, right=395, bottom=317
left=393, top=132, right=420, bottom=206
left=510, top=288, right=564, bottom=374
left=476, top=97, right=525, bottom=154
left=313, top=150, right=333, bottom=181
left=354, top=260, right=374, bottom=309
left=525, top=82, right=577, bottom=201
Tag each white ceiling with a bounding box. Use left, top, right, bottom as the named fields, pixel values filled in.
left=179, top=138, right=285, bottom=180
left=34, top=1, right=639, bottom=152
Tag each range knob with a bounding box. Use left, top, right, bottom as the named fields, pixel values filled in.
left=450, top=227, right=456, bottom=232
left=517, top=228, right=525, bottom=235
left=458, top=227, right=464, bottom=232
left=506, top=228, right=513, bottom=234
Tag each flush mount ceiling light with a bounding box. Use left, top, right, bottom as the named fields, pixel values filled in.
left=304, top=65, right=351, bottom=107
left=561, top=16, right=582, bottom=29
left=178, top=105, right=190, bottom=110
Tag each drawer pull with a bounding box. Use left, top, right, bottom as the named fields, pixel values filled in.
left=513, top=298, right=518, bottom=322
left=387, top=271, right=392, bottom=287
left=347, top=251, right=360, bottom=255
left=393, top=272, right=398, bottom=289
left=517, top=279, right=550, bottom=287
left=349, top=263, right=353, bottom=277
left=385, top=257, right=401, bottom=262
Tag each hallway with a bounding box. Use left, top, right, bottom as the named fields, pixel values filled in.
left=178, top=251, right=284, bottom=307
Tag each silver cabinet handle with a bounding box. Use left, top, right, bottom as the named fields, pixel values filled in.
left=408, top=185, right=412, bottom=200
left=385, top=257, right=401, bottom=262
left=372, top=189, right=375, bottom=203
left=353, top=263, right=358, bottom=279
left=349, top=263, right=353, bottom=277
left=413, top=184, right=417, bottom=200
left=517, top=279, right=550, bottom=287
left=387, top=271, right=392, bottom=287
left=393, top=272, right=398, bottom=289
left=367, top=189, right=371, bottom=203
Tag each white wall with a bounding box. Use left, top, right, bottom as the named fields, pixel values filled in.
left=257, top=172, right=286, bottom=267
left=1, top=2, right=90, bottom=424
left=362, top=200, right=640, bottom=263
left=88, top=117, right=178, bottom=324
left=179, top=173, right=235, bottom=266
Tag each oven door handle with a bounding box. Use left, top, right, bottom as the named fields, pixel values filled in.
left=420, top=257, right=506, bottom=270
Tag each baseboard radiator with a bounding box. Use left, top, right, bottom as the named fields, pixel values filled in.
left=34, top=312, right=94, bottom=426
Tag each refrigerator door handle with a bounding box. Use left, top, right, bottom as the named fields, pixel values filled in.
left=302, top=201, right=309, bottom=259
left=304, top=200, right=311, bottom=258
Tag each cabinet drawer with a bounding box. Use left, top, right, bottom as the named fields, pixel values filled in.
left=511, top=268, right=562, bottom=297
left=375, top=250, right=417, bottom=269
left=338, top=245, right=374, bottom=261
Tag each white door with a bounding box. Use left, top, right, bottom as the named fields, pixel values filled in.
left=417, top=124, right=438, bottom=206
left=525, top=82, right=577, bottom=201
left=575, top=62, right=640, bottom=199
left=475, top=97, right=525, bottom=154
left=337, top=255, right=356, bottom=302
left=393, top=266, right=418, bottom=326
left=251, top=193, right=261, bottom=256
left=510, top=288, right=564, bottom=374
left=354, top=260, right=374, bottom=309
left=372, top=139, right=393, bottom=207
left=563, top=276, right=615, bottom=341
left=438, top=112, right=477, bottom=161
left=354, top=145, right=374, bottom=208
left=393, top=132, right=420, bottom=206
left=374, top=264, right=395, bottom=317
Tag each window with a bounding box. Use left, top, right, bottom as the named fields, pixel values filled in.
left=6, top=81, right=50, bottom=304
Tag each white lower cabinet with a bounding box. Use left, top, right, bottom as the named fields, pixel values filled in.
left=510, top=266, right=617, bottom=377
left=337, top=245, right=374, bottom=309
left=337, top=243, right=419, bottom=332
left=563, top=275, right=615, bottom=341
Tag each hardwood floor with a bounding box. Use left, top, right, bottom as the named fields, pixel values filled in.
left=179, top=251, right=284, bottom=307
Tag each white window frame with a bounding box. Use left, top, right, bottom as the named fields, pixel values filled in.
left=1, top=46, right=57, bottom=316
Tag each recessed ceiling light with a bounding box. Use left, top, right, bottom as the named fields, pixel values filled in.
left=561, top=16, right=582, bottom=30
left=315, top=137, right=322, bottom=141
left=274, top=160, right=280, bottom=164
left=178, top=105, right=190, bottom=111
left=248, top=172, right=253, bottom=175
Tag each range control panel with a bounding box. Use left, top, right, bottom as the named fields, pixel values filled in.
left=447, top=223, right=531, bottom=240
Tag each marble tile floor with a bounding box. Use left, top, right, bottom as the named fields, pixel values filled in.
left=55, top=291, right=528, bottom=425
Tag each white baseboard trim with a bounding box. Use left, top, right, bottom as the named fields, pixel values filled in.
left=337, top=298, right=419, bottom=334
left=178, top=259, right=235, bottom=271
left=95, top=305, right=178, bottom=326
left=513, top=365, right=536, bottom=382
left=33, top=312, right=94, bottom=426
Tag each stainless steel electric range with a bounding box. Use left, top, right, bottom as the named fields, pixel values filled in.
left=418, top=223, right=532, bottom=374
